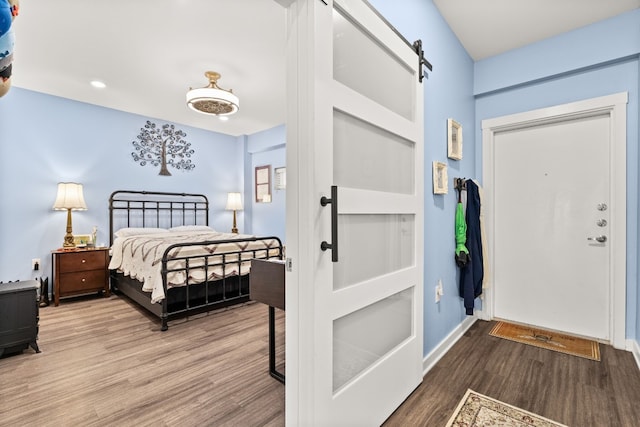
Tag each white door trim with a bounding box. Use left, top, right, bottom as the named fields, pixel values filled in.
left=480, top=92, right=628, bottom=349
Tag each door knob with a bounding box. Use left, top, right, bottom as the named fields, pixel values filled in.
left=587, top=235, right=607, bottom=243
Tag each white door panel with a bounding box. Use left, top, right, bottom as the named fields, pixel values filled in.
left=332, top=2, right=417, bottom=120
left=494, top=115, right=610, bottom=340
left=333, top=110, right=415, bottom=194
left=286, top=0, right=424, bottom=424
left=339, top=188, right=416, bottom=213
left=482, top=93, right=627, bottom=349
left=332, top=269, right=418, bottom=318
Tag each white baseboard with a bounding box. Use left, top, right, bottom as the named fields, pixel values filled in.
left=629, top=339, right=640, bottom=371
left=422, top=316, right=477, bottom=375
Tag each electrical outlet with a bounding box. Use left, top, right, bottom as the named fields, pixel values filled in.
left=32, top=258, right=40, bottom=271
left=435, top=280, right=443, bottom=303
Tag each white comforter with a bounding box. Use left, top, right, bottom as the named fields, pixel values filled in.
left=109, top=231, right=280, bottom=303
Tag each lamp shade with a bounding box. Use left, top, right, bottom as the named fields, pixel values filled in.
left=53, top=182, right=87, bottom=211
left=226, top=192, right=243, bottom=211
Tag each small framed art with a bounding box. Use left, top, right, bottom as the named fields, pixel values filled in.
left=274, top=167, right=286, bottom=190
left=447, top=118, right=463, bottom=160
left=432, top=161, right=448, bottom=194
left=255, top=165, right=272, bottom=203
left=73, top=234, right=91, bottom=247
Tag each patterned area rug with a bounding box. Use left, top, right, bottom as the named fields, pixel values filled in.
left=489, top=321, right=600, bottom=361
left=445, top=389, right=567, bottom=427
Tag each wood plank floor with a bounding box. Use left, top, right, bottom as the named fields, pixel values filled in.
left=384, top=319, right=640, bottom=427
left=2, top=296, right=640, bottom=426
left=0, top=295, right=285, bottom=427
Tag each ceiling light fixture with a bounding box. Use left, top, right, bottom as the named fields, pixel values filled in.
left=186, top=71, right=239, bottom=116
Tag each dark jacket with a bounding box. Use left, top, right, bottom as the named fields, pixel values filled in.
left=459, top=180, right=483, bottom=315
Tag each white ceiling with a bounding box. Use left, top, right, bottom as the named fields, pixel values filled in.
left=9, top=1, right=639, bottom=136
left=11, top=0, right=287, bottom=137
left=433, top=0, right=640, bottom=61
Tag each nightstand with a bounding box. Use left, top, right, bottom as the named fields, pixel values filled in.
left=52, top=248, right=110, bottom=306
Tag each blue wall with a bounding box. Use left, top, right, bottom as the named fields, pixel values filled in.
left=369, top=0, right=477, bottom=355
left=0, top=88, right=245, bottom=283
left=474, top=10, right=640, bottom=342
left=245, top=125, right=286, bottom=242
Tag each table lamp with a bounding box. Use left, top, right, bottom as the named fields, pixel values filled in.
left=53, top=182, right=87, bottom=248
left=225, top=192, right=243, bottom=234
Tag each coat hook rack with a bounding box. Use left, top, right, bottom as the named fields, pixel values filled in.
left=454, top=177, right=467, bottom=192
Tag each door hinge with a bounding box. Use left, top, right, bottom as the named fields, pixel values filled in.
left=286, top=258, right=293, bottom=272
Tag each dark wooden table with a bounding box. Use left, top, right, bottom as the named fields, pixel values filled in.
left=250, top=259, right=285, bottom=383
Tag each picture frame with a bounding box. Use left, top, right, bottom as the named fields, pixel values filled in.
left=73, top=234, right=92, bottom=247
left=447, top=118, right=463, bottom=160
left=255, top=165, right=272, bottom=203
left=432, top=161, right=448, bottom=194
left=274, top=167, right=286, bottom=190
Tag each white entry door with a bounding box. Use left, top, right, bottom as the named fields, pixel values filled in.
left=494, top=116, right=610, bottom=339
left=285, top=0, right=424, bottom=425
left=482, top=93, right=627, bottom=346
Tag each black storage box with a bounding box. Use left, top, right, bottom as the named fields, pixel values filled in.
left=0, top=280, right=40, bottom=356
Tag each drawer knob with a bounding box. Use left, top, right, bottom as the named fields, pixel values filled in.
left=82, top=278, right=86, bottom=282
left=82, top=259, right=86, bottom=263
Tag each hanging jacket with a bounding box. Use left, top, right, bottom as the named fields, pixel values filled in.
left=459, top=180, right=483, bottom=315
left=455, top=180, right=470, bottom=267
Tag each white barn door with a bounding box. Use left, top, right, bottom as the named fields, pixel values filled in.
left=285, top=0, right=425, bottom=425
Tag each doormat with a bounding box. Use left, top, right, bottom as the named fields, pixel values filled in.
left=489, top=321, right=600, bottom=361
left=445, top=389, right=567, bottom=427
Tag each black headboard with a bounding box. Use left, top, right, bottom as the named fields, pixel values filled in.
left=109, top=190, right=209, bottom=245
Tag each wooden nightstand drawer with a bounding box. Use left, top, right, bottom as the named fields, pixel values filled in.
left=58, top=251, right=105, bottom=272
left=52, top=248, right=110, bottom=306
left=59, top=269, right=107, bottom=294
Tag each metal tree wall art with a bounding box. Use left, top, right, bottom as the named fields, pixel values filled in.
left=131, top=120, right=195, bottom=176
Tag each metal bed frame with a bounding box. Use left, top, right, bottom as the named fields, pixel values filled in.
left=109, top=190, right=283, bottom=330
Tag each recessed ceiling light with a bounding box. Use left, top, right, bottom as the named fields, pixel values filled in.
left=90, top=80, right=106, bottom=89
left=218, top=116, right=229, bottom=121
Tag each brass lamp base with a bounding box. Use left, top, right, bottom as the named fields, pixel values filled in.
left=62, top=208, right=76, bottom=248
left=231, top=210, right=238, bottom=234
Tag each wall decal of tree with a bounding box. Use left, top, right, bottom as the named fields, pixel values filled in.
left=131, top=120, right=195, bottom=176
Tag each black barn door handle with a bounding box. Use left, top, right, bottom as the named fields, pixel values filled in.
left=320, top=185, right=338, bottom=262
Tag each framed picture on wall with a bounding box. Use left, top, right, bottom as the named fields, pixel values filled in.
left=274, top=167, right=286, bottom=190
left=447, top=118, right=463, bottom=160
left=255, top=165, right=272, bottom=203
left=432, top=161, right=448, bottom=194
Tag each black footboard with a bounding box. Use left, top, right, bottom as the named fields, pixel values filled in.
left=111, top=236, right=283, bottom=330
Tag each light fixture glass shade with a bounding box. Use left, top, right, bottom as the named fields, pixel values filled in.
left=187, top=71, right=239, bottom=116
left=226, top=192, right=243, bottom=211
left=53, top=182, right=87, bottom=210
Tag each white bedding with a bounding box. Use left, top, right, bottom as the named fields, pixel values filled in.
left=108, top=230, right=281, bottom=303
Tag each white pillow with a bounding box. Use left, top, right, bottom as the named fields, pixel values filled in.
left=114, top=227, right=168, bottom=237
left=169, top=225, right=214, bottom=232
